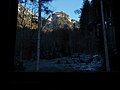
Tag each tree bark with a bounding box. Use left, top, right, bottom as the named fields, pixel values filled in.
left=100, top=0, right=110, bottom=71
left=36, top=0, right=41, bottom=71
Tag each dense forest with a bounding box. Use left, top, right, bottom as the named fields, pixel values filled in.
left=15, top=0, right=99, bottom=60
left=14, top=0, right=118, bottom=72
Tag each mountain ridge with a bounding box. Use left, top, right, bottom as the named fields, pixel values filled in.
left=17, top=3, right=79, bottom=31
left=42, top=11, right=80, bottom=32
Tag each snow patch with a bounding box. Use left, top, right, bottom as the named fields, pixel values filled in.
left=56, top=14, right=61, bottom=17
left=68, top=17, right=71, bottom=22
left=48, top=16, right=52, bottom=22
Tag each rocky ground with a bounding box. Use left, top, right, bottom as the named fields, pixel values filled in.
left=19, top=54, right=104, bottom=72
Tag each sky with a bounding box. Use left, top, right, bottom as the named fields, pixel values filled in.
left=42, top=0, right=84, bottom=21
left=42, top=0, right=92, bottom=21
left=19, top=0, right=91, bottom=21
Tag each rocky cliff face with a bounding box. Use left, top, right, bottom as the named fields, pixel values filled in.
left=18, top=3, right=79, bottom=31
left=17, top=3, right=38, bottom=29
left=42, top=11, right=79, bottom=31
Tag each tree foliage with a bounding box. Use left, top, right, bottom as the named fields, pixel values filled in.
left=79, top=0, right=91, bottom=31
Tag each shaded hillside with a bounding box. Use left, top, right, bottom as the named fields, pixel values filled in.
left=15, top=3, right=38, bottom=61
left=15, top=3, right=98, bottom=61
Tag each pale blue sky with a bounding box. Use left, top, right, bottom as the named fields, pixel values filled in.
left=20, top=0, right=91, bottom=21
left=42, top=0, right=91, bottom=21
left=49, top=0, right=83, bottom=21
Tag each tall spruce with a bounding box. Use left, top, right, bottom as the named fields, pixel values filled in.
left=80, top=0, right=91, bottom=32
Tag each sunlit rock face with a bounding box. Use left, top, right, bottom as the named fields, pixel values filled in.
left=43, top=11, right=79, bottom=31
left=17, top=3, right=38, bottom=29
left=18, top=4, right=79, bottom=31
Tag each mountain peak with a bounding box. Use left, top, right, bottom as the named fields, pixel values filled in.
left=17, top=4, right=79, bottom=31
left=43, top=11, right=79, bottom=31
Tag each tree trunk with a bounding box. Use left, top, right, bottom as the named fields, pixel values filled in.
left=36, top=0, right=41, bottom=71
left=100, top=0, right=110, bottom=71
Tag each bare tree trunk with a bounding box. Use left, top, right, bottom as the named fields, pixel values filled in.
left=36, top=0, right=41, bottom=71
left=100, top=0, right=110, bottom=72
